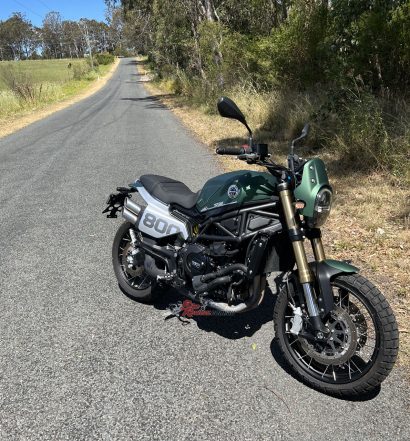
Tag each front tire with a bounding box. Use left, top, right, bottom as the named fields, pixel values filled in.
left=274, top=273, right=399, bottom=397
left=112, top=222, right=157, bottom=302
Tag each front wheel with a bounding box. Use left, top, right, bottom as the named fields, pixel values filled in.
left=274, top=273, right=399, bottom=397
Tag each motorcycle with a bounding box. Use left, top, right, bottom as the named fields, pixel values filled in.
left=104, top=97, right=399, bottom=396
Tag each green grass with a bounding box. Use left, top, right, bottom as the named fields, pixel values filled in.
left=0, top=59, right=113, bottom=120
left=0, top=59, right=86, bottom=90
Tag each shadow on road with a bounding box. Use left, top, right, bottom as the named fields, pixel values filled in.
left=121, top=95, right=171, bottom=110
left=124, top=59, right=138, bottom=65
left=125, top=80, right=151, bottom=85
left=120, top=279, right=382, bottom=401
left=149, top=280, right=278, bottom=339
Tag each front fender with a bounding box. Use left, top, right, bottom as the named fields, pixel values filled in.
left=309, top=259, right=359, bottom=316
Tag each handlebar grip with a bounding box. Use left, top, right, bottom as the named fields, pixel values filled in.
left=216, top=146, right=246, bottom=155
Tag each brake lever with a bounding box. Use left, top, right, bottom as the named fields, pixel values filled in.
left=238, top=153, right=259, bottom=163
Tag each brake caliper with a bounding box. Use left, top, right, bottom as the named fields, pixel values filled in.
left=289, top=303, right=304, bottom=335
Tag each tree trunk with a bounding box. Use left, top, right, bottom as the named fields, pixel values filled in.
left=191, top=22, right=206, bottom=79
left=198, top=0, right=218, bottom=22
left=282, top=0, right=288, bottom=21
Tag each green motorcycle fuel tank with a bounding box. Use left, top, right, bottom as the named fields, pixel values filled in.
left=196, top=170, right=278, bottom=213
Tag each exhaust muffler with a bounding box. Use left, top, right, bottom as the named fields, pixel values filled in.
left=122, top=197, right=142, bottom=225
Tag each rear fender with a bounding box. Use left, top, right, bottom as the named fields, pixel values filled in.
left=309, top=259, right=359, bottom=316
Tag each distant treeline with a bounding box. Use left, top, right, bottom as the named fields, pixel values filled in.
left=0, top=10, right=136, bottom=61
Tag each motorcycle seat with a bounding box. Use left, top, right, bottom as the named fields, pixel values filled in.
left=140, top=174, right=200, bottom=209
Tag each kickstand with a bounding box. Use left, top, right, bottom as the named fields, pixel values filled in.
left=164, top=304, right=191, bottom=325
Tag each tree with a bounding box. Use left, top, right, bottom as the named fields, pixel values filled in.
left=42, top=12, right=63, bottom=58
left=61, top=20, right=85, bottom=58
left=0, top=13, right=37, bottom=60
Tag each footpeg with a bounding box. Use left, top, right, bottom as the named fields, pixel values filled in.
left=157, top=273, right=174, bottom=282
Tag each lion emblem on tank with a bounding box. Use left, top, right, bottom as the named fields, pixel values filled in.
left=227, top=184, right=240, bottom=199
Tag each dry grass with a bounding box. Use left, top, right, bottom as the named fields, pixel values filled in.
left=139, top=61, right=410, bottom=373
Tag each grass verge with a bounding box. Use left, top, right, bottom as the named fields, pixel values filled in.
left=0, top=58, right=120, bottom=139
left=138, top=59, right=410, bottom=374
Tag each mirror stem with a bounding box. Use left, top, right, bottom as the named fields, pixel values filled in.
left=245, top=123, right=253, bottom=148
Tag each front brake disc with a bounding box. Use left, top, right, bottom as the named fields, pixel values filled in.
left=299, top=306, right=358, bottom=365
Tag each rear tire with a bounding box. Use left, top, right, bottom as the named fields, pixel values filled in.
left=273, top=273, right=399, bottom=397
left=112, top=222, right=157, bottom=302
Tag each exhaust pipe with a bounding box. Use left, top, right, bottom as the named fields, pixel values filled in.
left=192, top=264, right=247, bottom=294
left=192, top=275, right=233, bottom=294
left=122, top=198, right=142, bottom=224
left=191, top=263, right=266, bottom=314
left=125, top=198, right=142, bottom=215
left=200, top=264, right=248, bottom=283
left=189, top=275, right=266, bottom=314
left=206, top=276, right=266, bottom=313
left=144, top=255, right=167, bottom=278
left=122, top=207, right=138, bottom=224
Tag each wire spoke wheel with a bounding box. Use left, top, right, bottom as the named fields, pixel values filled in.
left=112, top=222, right=156, bottom=302
left=274, top=273, right=399, bottom=396
left=287, top=290, right=377, bottom=383
left=118, top=231, right=152, bottom=290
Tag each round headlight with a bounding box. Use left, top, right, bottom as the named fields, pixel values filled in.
left=308, top=187, right=332, bottom=227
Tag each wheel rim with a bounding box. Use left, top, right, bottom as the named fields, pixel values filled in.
left=283, top=280, right=380, bottom=384
left=117, top=229, right=152, bottom=290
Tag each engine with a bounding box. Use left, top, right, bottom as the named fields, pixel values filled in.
left=178, top=242, right=249, bottom=303
left=180, top=244, right=213, bottom=278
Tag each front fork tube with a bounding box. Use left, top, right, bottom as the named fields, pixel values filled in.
left=278, top=184, right=327, bottom=334
left=310, top=230, right=326, bottom=262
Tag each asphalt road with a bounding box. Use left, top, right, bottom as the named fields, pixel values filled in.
left=0, top=58, right=408, bottom=441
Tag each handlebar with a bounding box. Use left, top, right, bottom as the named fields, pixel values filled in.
left=216, top=144, right=292, bottom=182
left=216, top=146, right=249, bottom=155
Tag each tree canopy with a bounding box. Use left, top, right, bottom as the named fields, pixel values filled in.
left=106, top=0, right=410, bottom=93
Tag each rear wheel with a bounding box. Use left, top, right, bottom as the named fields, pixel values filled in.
left=274, top=274, right=399, bottom=397
left=112, top=222, right=157, bottom=302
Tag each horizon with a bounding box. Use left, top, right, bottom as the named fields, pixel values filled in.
left=0, top=0, right=108, bottom=26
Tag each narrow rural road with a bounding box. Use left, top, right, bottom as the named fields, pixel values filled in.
left=0, top=58, right=408, bottom=441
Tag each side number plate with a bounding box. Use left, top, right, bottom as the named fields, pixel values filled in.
left=141, top=212, right=181, bottom=236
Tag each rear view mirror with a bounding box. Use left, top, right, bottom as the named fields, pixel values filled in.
left=301, top=123, right=310, bottom=138
left=290, top=122, right=310, bottom=157
left=217, top=97, right=246, bottom=124
left=217, top=97, right=252, bottom=135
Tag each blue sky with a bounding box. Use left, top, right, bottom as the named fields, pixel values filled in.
left=0, top=0, right=108, bottom=26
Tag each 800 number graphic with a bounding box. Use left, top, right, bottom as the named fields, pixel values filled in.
left=141, top=212, right=181, bottom=236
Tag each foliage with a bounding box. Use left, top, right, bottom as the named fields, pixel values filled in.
left=111, top=0, right=409, bottom=175
left=72, top=61, right=92, bottom=80
left=0, top=64, right=40, bottom=103
left=95, top=52, right=115, bottom=65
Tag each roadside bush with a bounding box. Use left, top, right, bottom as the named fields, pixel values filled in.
left=95, top=52, right=115, bottom=65
left=259, top=86, right=409, bottom=177
left=113, top=47, right=133, bottom=57
left=86, top=56, right=98, bottom=68
left=72, top=61, right=92, bottom=80
left=0, top=64, right=41, bottom=104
